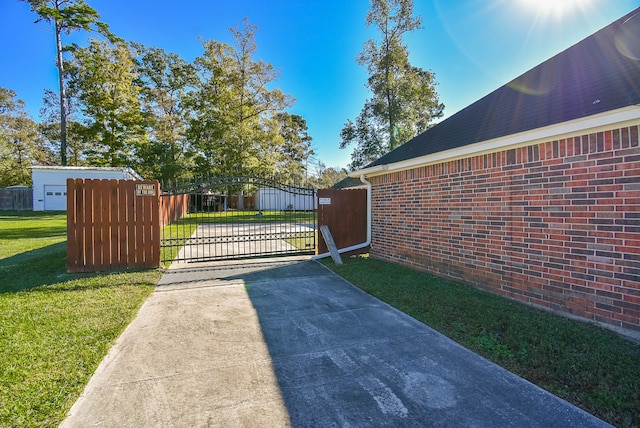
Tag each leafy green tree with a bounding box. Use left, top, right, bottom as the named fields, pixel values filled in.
left=340, top=0, right=444, bottom=170
left=274, top=112, right=314, bottom=184
left=133, top=43, right=198, bottom=183
left=0, top=88, right=54, bottom=186
left=39, top=88, right=88, bottom=166
left=188, top=19, right=294, bottom=177
left=22, top=0, right=116, bottom=166
left=311, top=163, right=348, bottom=189
left=67, top=40, right=149, bottom=167
left=0, top=88, right=18, bottom=117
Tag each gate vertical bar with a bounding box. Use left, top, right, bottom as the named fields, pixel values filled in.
left=159, top=175, right=317, bottom=263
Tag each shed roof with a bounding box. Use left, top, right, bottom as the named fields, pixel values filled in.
left=366, top=8, right=640, bottom=169
left=30, top=166, right=143, bottom=180
left=332, top=176, right=366, bottom=189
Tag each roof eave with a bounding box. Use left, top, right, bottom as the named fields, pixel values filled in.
left=351, top=105, right=640, bottom=179
left=348, top=164, right=387, bottom=178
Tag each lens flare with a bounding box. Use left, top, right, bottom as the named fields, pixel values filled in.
left=518, top=0, right=590, bottom=18
left=615, top=12, right=640, bottom=61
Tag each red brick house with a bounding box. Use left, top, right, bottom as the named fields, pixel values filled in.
left=350, top=9, right=640, bottom=337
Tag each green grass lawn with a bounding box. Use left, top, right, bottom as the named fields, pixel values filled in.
left=5, top=209, right=639, bottom=426
left=322, top=254, right=640, bottom=428
left=283, top=231, right=317, bottom=252
left=164, top=209, right=316, bottom=226
left=0, top=211, right=161, bottom=427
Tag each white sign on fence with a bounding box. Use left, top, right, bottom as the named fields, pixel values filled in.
left=135, top=183, right=157, bottom=196
left=319, top=197, right=331, bottom=205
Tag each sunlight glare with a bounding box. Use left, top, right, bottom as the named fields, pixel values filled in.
left=518, top=0, right=591, bottom=18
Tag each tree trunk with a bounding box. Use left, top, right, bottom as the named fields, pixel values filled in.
left=54, top=18, right=67, bottom=166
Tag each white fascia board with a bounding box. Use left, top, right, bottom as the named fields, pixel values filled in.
left=348, top=165, right=385, bottom=178
left=334, top=184, right=369, bottom=190
left=352, top=106, right=640, bottom=178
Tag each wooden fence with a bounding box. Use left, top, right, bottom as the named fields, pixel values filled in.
left=317, top=188, right=367, bottom=255
left=66, top=180, right=366, bottom=272
left=160, top=193, right=190, bottom=226
left=0, top=187, right=32, bottom=211
left=67, top=178, right=161, bottom=273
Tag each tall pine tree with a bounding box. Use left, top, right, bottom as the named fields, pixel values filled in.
left=22, top=0, right=116, bottom=166
left=340, top=0, right=444, bottom=170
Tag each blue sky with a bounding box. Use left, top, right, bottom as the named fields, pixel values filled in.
left=1, top=0, right=639, bottom=170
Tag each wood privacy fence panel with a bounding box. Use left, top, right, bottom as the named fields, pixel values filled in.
left=0, top=187, right=32, bottom=210
left=227, top=195, right=255, bottom=210
left=160, top=193, right=190, bottom=226
left=67, top=179, right=161, bottom=273
left=317, top=188, right=367, bottom=255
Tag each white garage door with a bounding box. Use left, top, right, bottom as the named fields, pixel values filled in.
left=44, top=185, right=67, bottom=211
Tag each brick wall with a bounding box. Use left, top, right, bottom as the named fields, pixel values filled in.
left=369, top=125, right=640, bottom=333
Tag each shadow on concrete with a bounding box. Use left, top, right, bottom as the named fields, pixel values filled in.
left=238, top=258, right=611, bottom=427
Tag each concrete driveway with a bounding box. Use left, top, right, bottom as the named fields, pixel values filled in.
left=175, top=223, right=314, bottom=260
left=60, top=257, right=611, bottom=427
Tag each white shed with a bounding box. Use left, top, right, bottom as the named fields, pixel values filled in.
left=254, top=187, right=317, bottom=211
left=31, top=166, right=142, bottom=211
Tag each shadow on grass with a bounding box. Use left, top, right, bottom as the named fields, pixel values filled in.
left=0, top=210, right=65, bottom=219
left=0, top=211, right=67, bottom=240
left=0, top=242, right=161, bottom=294
left=0, top=226, right=67, bottom=240
left=0, top=242, right=68, bottom=293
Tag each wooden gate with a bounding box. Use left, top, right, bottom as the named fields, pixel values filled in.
left=317, top=188, right=367, bottom=255
left=66, top=178, right=161, bottom=273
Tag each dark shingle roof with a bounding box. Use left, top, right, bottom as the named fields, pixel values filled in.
left=367, top=8, right=640, bottom=168
left=332, top=176, right=365, bottom=189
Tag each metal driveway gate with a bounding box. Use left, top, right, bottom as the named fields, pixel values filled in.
left=160, top=176, right=317, bottom=263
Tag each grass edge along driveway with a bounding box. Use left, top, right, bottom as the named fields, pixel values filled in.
left=0, top=211, right=161, bottom=427
left=2, top=210, right=638, bottom=427
left=322, top=254, right=640, bottom=428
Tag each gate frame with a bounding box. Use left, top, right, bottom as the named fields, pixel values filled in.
left=160, top=175, right=317, bottom=263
